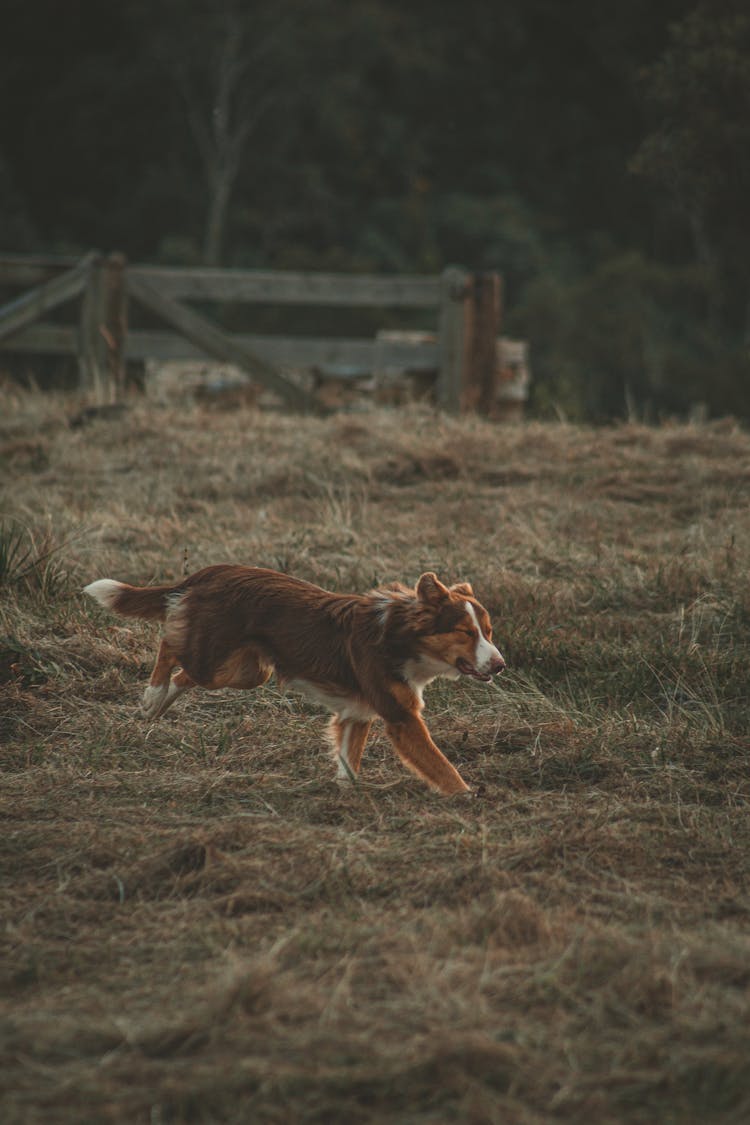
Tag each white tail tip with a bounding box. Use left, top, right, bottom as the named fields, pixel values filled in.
left=83, top=578, right=123, bottom=609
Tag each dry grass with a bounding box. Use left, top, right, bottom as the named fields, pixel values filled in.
left=1, top=385, right=750, bottom=1123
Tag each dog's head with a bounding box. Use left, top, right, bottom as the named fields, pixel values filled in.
left=413, top=572, right=506, bottom=683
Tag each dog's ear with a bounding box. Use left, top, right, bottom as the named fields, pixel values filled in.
left=416, top=572, right=449, bottom=605
left=451, top=581, right=474, bottom=597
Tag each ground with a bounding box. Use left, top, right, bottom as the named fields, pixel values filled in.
left=1, top=387, right=749, bottom=1123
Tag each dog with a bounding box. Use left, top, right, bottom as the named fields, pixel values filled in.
left=83, top=566, right=505, bottom=795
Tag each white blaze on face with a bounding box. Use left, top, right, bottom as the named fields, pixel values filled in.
left=465, top=602, right=504, bottom=674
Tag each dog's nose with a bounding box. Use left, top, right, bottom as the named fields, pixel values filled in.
left=491, top=654, right=506, bottom=675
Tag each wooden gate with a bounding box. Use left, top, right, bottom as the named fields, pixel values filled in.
left=0, top=253, right=503, bottom=413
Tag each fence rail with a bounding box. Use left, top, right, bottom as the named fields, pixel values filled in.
left=0, top=251, right=504, bottom=413
left=128, top=264, right=443, bottom=307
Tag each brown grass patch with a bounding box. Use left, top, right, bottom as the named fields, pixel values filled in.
left=2, top=388, right=750, bottom=1122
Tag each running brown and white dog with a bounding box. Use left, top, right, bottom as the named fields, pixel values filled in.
left=83, top=566, right=505, bottom=795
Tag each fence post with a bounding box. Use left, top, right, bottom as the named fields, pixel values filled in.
left=79, top=253, right=106, bottom=400
left=78, top=252, right=128, bottom=402
left=463, top=271, right=502, bottom=413
left=437, top=267, right=470, bottom=412
left=102, top=252, right=128, bottom=400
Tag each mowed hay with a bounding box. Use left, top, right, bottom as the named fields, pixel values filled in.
left=2, top=386, right=750, bottom=1123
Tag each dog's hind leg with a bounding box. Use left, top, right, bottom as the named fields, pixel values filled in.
left=141, top=638, right=176, bottom=719
left=210, top=647, right=273, bottom=690
left=329, top=717, right=372, bottom=782
left=144, top=667, right=196, bottom=721
left=142, top=644, right=271, bottom=722
left=141, top=639, right=195, bottom=720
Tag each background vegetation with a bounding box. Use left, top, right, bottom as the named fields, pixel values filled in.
left=2, top=389, right=750, bottom=1121
left=1, top=0, right=749, bottom=419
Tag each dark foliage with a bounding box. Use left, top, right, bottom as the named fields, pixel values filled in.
left=1, top=0, right=749, bottom=417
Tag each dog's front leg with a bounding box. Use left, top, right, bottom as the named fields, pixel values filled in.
left=384, top=713, right=470, bottom=795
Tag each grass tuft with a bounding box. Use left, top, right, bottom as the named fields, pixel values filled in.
left=0, top=516, right=70, bottom=599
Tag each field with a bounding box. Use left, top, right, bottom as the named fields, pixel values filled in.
left=2, top=385, right=750, bottom=1124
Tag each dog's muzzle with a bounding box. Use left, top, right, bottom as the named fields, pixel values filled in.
left=457, top=655, right=506, bottom=682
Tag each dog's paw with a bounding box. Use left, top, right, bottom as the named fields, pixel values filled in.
left=336, top=756, right=357, bottom=783
left=455, top=783, right=485, bottom=800
left=140, top=685, right=167, bottom=721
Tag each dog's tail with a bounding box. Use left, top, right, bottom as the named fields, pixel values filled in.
left=83, top=578, right=177, bottom=621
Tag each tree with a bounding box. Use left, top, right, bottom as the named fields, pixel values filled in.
left=633, top=1, right=750, bottom=342
left=145, top=3, right=296, bottom=266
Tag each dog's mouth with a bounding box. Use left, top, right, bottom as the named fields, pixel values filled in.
left=456, top=658, right=493, bottom=683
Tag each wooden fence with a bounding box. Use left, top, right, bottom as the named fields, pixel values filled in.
left=0, top=251, right=504, bottom=413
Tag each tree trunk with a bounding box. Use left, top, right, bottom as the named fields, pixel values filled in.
left=202, top=166, right=234, bottom=267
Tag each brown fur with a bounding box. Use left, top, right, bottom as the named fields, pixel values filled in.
left=84, top=566, right=505, bottom=795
